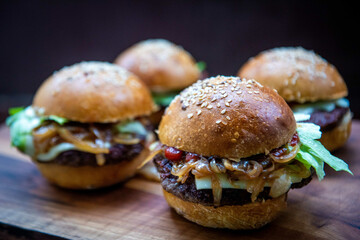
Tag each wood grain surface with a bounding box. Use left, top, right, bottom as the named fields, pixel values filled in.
left=0, top=122, right=359, bottom=240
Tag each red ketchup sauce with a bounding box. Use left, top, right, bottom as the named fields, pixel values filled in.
left=164, top=147, right=183, bottom=162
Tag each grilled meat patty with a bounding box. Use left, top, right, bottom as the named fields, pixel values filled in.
left=154, top=154, right=312, bottom=207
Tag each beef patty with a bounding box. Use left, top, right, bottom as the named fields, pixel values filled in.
left=39, top=143, right=144, bottom=167
left=154, top=154, right=312, bottom=207
left=300, top=106, right=349, bottom=132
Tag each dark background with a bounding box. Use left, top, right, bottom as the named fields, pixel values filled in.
left=1, top=0, right=359, bottom=122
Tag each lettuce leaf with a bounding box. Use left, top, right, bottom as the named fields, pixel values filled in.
left=47, top=115, right=68, bottom=125
left=6, top=106, right=68, bottom=155
left=8, top=106, right=25, bottom=116
left=116, top=120, right=147, bottom=136
left=152, top=91, right=179, bottom=107
left=196, top=61, right=207, bottom=72
left=295, top=123, right=352, bottom=180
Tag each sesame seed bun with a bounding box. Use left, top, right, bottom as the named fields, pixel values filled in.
left=163, top=190, right=287, bottom=230
left=158, top=76, right=296, bottom=159
left=238, top=47, right=348, bottom=103
left=33, top=61, right=156, bottom=123
left=34, top=148, right=150, bottom=189
left=114, top=39, right=200, bottom=93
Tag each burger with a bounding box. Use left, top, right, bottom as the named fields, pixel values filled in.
left=114, top=39, right=205, bottom=181
left=6, top=61, right=157, bottom=189
left=146, top=76, right=351, bottom=229
left=238, top=47, right=352, bottom=151
left=114, top=39, right=205, bottom=126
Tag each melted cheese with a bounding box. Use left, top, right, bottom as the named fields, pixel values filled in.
left=37, top=142, right=111, bottom=161
left=292, top=98, right=349, bottom=115
left=37, top=143, right=77, bottom=161
left=195, top=173, right=302, bottom=190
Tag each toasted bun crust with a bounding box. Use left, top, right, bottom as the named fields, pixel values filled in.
left=34, top=148, right=149, bottom=189
left=114, top=39, right=200, bottom=93
left=320, top=111, right=352, bottom=152
left=163, top=190, right=287, bottom=229
left=159, top=76, right=296, bottom=159
left=33, top=61, right=155, bottom=123
left=238, top=47, right=348, bottom=103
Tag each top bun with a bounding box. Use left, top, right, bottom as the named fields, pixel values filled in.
left=114, top=39, right=200, bottom=93
left=159, top=76, right=296, bottom=159
left=238, top=47, right=348, bottom=103
left=33, top=61, right=156, bottom=123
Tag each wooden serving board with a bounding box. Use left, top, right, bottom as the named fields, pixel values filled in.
left=0, top=122, right=359, bottom=240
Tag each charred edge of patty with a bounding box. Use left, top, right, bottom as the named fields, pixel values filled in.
left=301, top=107, right=349, bottom=132
left=154, top=154, right=312, bottom=207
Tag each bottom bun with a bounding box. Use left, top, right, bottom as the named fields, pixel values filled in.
left=163, top=190, right=287, bottom=230
left=34, top=148, right=149, bottom=189
left=137, top=161, right=160, bottom=182
left=320, top=111, right=352, bottom=152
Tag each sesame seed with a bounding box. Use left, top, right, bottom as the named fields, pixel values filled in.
left=207, top=105, right=213, bottom=109
left=231, top=139, right=237, bottom=143
left=225, top=102, right=230, bottom=107
left=234, top=132, right=239, bottom=138
left=217, top=103, right=221, bottom=108
left=211, top=97, right=217, bottom=102
left=197, top=110, right=202, bottom=115
left=226, top=116, right=231, bottom=120
left=187, top=113, right=193, bottom=119
left=201, top=102, right=208, bottom=108
left=221, top=109, right=226, bottom=114
left=221, top=120, right=228, bottom=125
left=216, top=120, right=221, bottom=124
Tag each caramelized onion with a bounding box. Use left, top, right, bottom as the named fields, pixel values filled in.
left=222, top=159, right=263, bottom=179
left=96, top=154, right=106, bottom=166
left=33, top=125, right=57, bottom=140
left=114, top=137, right=141, bottom=145
left=57, top=128, right=109, bottom=154
left=210, top=158, right=226, bottom=174
left=269, top=171, right=291, bottom=198
left=246, top=177, right=266, bottom=202
left=172, top=160, right=197, bottom=183
left=114, top=133, right=141, bottom=145
left=260, top=158, right=275, bottom=173
left=90, top=126, right=103, bottom=140
left=191, top=158, right=212, bottom=178
left=211, top=174, right=222, bottom=206
left=138, top=148, right=163, bottom=169
left=269, top=143, right=300, bottom=163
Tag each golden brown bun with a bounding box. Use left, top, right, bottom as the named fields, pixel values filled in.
left=238, top=47, right=348, bottom=103
left=159, top=76, right=296, bottom=159
left=33, top=61, right=156, bottom=123
left=34, top=148, right=149, bottom=189
left=163, top=190, right=287, bottom=230
left=320, top=111, right=352, bottom=152
left=114, top=39, right=200, bottom=93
